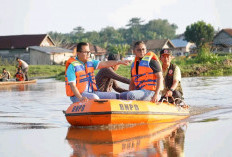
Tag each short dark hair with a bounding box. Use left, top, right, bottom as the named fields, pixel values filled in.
left=133, top=41, right=145, bottom=49
left=16, top=57, right=20, bottom=61
left=2, top=68, right=6, bottom=71
left=76, top=42, right=89, bottom=52
left=108, top=53, right=117, bottom=60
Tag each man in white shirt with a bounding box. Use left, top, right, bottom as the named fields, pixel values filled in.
left=16, top=58, right=29, bottom=81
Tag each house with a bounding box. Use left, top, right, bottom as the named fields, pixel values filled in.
left=143, top=39, right=175, bottom=54
left=171, top=39, right=196, bottom=56
left=89, top=43, right=107, bottom=61
left=61, top=43, right=108, bottom=61
left=0, top=34, right=55, bottom=63
left=29, top=46, right=73, bottom=65
left=213, top=28, right=232, bottom=53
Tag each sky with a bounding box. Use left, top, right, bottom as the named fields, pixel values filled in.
left=0, top=0, right=231, bottom=36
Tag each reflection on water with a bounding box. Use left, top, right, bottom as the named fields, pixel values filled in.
left=0, top=84, right=29, bottom=91
left=0, top=77, right=232, bottom=157
left=66, top=123, right=187, bottom=157
left=0, top=79, right=70, bottom=130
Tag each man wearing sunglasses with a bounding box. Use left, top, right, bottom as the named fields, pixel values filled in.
left=120, top=41, right=163, bottom=103
left=65, top=42, right=131, bottom=103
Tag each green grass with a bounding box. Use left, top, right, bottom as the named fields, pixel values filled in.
left=1, top=52, right=231, bottom=81
left=0, top=65, right=65, bottom=79
left=173, top=53, right=232, bottom=77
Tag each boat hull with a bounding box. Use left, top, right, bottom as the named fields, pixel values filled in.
left=65, top=99, right=189, bottom=126
left=0, top=79, right=37, bottom=85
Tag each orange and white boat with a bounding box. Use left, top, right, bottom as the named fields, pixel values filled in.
left=64, top=99, right=189, bottom=126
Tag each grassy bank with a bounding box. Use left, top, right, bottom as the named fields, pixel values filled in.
left=1, top=52, right=231, bottom=81
left=174, top=53, right=232, bottom=77
left=0, top=65, right=65, bottom=79
left=117, top=52, right=232, bottom=78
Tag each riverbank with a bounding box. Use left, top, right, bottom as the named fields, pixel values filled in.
left=0, top=65, right=65, bottom=80
left=1, top=54, right=231, bottom=81
left=174, top=53, right=232, bottom=77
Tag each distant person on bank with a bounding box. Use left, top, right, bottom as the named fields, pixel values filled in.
left=65, top=42, right=131, bottom=103
left=120, top=41, right=163, bottom=102
left=15, top=68, right=24, bottom=81
left=96, top=53, right=130, bottom=93
left=16, top=57, right=29, bottom=81
left=0, top=68, right=11, bottom=82
left=159, top=49, right=184, bottom=104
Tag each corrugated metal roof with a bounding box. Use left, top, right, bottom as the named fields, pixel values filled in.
left=29, top=46, right=72, bottom=54
left=171, top=39, right=188, bottom=47
left=0, top=34, right=54, bottom=49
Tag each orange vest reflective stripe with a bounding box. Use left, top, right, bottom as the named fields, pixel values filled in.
left=131, top=51, right=161, bottom=91
left=16, top=73, right=24, bottom=81
left=65, top=57, right=98, bottom=96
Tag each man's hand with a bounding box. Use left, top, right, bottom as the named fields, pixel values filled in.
left=165, top=90, right=173, bottom=97
left=151, top=93, right=159, bottom=103
left=118, top=60, right=131, bottom=66
left=79, top=96, right=88, bottom=103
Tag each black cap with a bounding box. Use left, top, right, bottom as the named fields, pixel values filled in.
left=160, top=49, right=172, bottom=56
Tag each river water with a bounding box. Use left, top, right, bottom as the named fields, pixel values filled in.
left=0, top=76, right=232, bottom=157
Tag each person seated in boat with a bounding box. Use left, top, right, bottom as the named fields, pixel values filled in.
left=16, top=57, right=29, bottom=81
left=159, top=49, right=183, bottom=105
left=14, top=68, right=25, bottom=81
left=0, top=68, right=11, bottom=82
left=120, top=41, right=163, bottom=103
left=95, top=53, right=130, bottom=93
left=65, top=42, right=131, bottom=103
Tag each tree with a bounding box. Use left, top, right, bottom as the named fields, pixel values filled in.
left=48, top=31, right=66, bottom=47
left=126, top=17, right=145, bottom=43
left=99, top=27, right=124, bottom=44
left=107, top=44, right=130, bottom=58
left=143, top=19, right=178, bottom=39
left=72, top=26, right=85, bottom=34
left=184, top=21, right=214, bottom=48
left=83, top=31, right=100, bottom=44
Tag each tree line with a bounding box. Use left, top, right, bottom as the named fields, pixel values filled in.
left=49, top=18, right=215, bottom=55
left=49, top=18, right=177, bottom=52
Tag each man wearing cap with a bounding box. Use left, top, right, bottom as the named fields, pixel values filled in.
left=120, top=41, right=163, bottom=103
left=159, top=49, right=183, bottom=104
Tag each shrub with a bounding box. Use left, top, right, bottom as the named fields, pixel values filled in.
left=195, top=44, right=219, bottom=64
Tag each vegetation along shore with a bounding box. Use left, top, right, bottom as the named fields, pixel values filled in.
left=1, top=51, right=231, bottom=81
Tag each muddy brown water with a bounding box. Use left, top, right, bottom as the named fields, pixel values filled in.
left=0, top=76, right=232, bottom=157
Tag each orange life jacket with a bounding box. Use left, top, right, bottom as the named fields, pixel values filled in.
left=15, top=72, right=24, bottom=81
left=65, top=57, right=98, bottom=96
left=131, top=51, right=161, bottom=91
